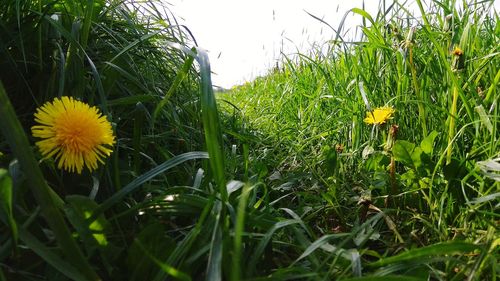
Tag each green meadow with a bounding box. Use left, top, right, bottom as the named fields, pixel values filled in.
left=0, top=0, right=498, bottom=280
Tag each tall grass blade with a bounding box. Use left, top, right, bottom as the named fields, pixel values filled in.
left=196, top=49, right=227, bottom=200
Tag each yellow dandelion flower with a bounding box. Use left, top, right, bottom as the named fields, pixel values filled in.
left=451, top=46, right=463, bottom=56
left=31, top=96, right=115, bottom=174
left=364, top=106, right=395, bottom=125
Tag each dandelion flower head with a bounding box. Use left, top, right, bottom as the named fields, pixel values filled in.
left=31, top=96, right=115, bottom=174
left=364, top=106, right=395, bottom=125
left=451, top=46, right=463, bottom=56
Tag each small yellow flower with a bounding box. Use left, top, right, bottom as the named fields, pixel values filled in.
left=451, top=46, right=463, bottom=56
left=364, top=106, right=395, bottom=125
left=31, top=96, right=115, bottom=174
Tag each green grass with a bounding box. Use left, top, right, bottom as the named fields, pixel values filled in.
left=0, top=0, right=498, bottom=280
left=220, top=0, right=499, bottom=279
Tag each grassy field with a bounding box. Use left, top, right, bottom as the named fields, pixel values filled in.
left=0, top=0, right=498, bottom=280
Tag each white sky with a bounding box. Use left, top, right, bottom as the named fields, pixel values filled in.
left=168, top=0, right=498, bottom=89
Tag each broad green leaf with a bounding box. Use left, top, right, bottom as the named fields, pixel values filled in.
left=65, top=195, right=110, bottom=252
left=80, top=0, right=96, bottom=48
left=392, top=140, right=415, bottom=167
left=459, top=22, right=471, bottom=51
left=420, top=131, right=439, bottom=155
left=411, top=147, right=423, bottom=169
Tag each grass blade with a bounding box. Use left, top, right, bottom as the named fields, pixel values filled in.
left=196, top=49, right=227, bottom=201
left=206, top=202, right=223, bottom=281
left=294, top=233, right=350, bottom=263
left=370, top=241, right=482, bottom=267
left=231, top=183, right=252, bottom=281
left=0, top=169, right=17, bottom=248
